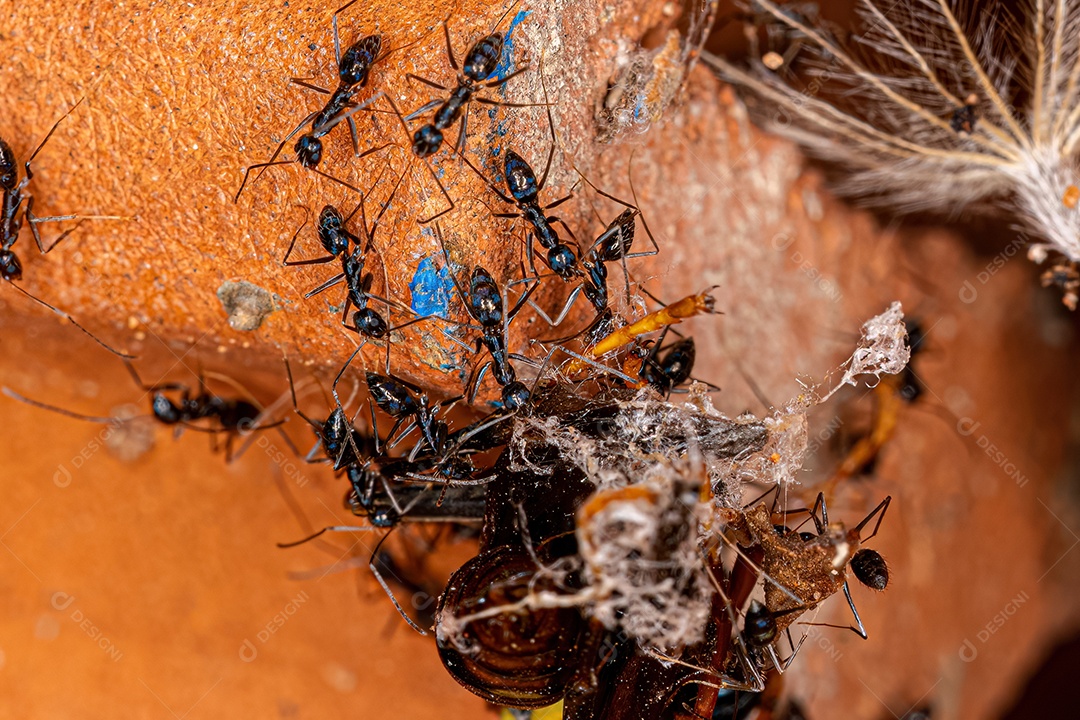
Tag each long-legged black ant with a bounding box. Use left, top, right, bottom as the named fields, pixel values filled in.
left=284, top=165, right=463, bottom=395
left=1, top=100, right=131, bottom=359
left=524, top=164, right=662, bottom=341
left=3, top=360, right=286, bottom=462
left=284, top=354, right=375, bottom=471
left=456, top=64, right=584, bottom=282
left=403, top=2, right=535, bottom=159
left=234, top=1, right=407, bottom=201
left=437, top=225, right=538, bottom=409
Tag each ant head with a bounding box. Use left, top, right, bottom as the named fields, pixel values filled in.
left=0, top=250, right=23, bottom=281
left=501, top=381, right=530, bottom=411
left=339, top=35, right=382, bottom=86
left=504, top=151, right=537, bottom=203
left=317, top=205, right=350, bottom=255
left=151, top=393, right=182, bottom=424
left=462, top=34, right=503, bottom=82
left=0, top=138, right=17, bottom=189
left=353, top=307, right=388, bottom=338
left=440, top=456, right=474, bottom=481
left=412, top=125, right=443, bottom=158
left=850, top=548, right=889, bottom=591
left=548, top=244, right=579, bottom=279
left=742, top=600, right=777, bottom=648
left=294, top=134, right=323, bottom=168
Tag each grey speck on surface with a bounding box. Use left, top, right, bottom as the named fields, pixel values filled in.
left=216, top=280, right=278, bottom=331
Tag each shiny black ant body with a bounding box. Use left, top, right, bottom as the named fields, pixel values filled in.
left=404, top=3, right=532, bottom=158
left=285, top=356, right=375, bottom=471
left=526, top=166, right=660, bottom=342
left=438, top=227, right=538, bottom=409
left=458, top=69, right=584, bottom=283
left=638, top=334, right=697, bottom=395
left=234, top=1, right=402, bottom=201
left=4, top=360, right=282, bottom=462
left=1, top=101, right=131, bottom=358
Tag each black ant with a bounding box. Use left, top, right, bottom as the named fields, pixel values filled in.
left=1, top=100, right=131, bottom=359
left=234, top=0, right=405, bottom=201
left=4, top=360, right=285, bottom=462
left=437, top=225, right=539, bottom=409
left=403, top=2, right=533, bottom=159
left=637, top=331, right=697, bottom=396
left=284, top=355, right=374, bottom=471
left=525, top=164, right=661, bottom=340
left=457, top=64, right=584, bottom=282
left=284, top=166, right=463, bottom=400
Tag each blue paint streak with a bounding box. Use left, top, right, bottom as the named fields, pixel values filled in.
left=409, top=256, right=453, bottom=317
left=493, top=10, right=531, bottom=85
left=481, top=9, right=531, bottom=173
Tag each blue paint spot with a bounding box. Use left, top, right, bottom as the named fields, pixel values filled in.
left=409, top=256, right=453, bottom=317
left=493, top=10, right=531, bottom=85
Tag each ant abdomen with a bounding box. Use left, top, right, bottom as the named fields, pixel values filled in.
left=339, top=35, right=382, bottom=86
left=437, top=545, right=587, bottom=708
left=293, top=135, right=322, bottom=168
left=0, top=139, right=17, bottom=188
left=850, top=548, right=889, bottom=591
left=462, top=35, right=503, bottom=82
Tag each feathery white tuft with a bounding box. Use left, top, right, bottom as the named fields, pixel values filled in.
left=702, top=0, right=1080, bottom=307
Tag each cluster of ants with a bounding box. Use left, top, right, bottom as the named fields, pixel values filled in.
left=1, top=3, right=907, bottom=719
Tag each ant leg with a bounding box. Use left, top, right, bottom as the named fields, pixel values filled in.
left=455, top=148, right=516, bottom=205
left=304, top=271, right=347, bottom=299
left=537, top=55, right=556, bottom=192
left=331, top=0, right=363, bottom=66
left=404, top=97, right=444, bottom=120
left=282, top=209, right=337, bottom=266
left=289, top=78, right=332, bottom=95
left=479, top=64, right=530, bottom=88
left=25, top=196, right=86, bottom=254
left=235, top=160, right=298, bottom=203
left=441, top=19, right=458, bottom=71
left=24, top=98, right=85, bottom=180
left=1, top=386, right=120, bottom=423
left=465, top=361, right=493, bottom=406
left=4, top=282, right=134, bottom=359
left=332, top=343, right=369, bottom=413
left=527, top=285, right=581, bottom=328
left=853, top=496, right=892, bottom=542
left=368, top=529, right=428, bottom=635
left=815, top=583, right=870, bottom=640
left=455, top=103, right=469, bottom=156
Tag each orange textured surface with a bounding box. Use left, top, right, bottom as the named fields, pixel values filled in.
left=2, top=1, right=1080, bottom=719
